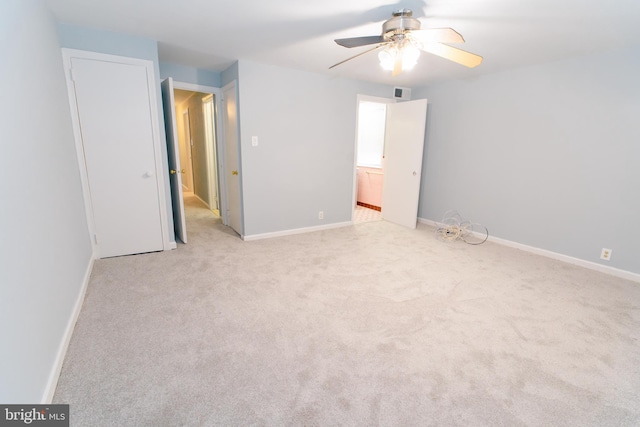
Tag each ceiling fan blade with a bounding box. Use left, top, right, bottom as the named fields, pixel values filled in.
left=420, top=43, right=483, bottom=68
left=329, top=44, right=388, bottom=70
left=335, top=35, right=385, bottom=48
left=409, top=28, right=464, bottom=44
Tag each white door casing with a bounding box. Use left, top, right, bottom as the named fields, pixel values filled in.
left=63, top=49, right=171, bottom=258
left=222, top=81, right=242, bottom=236
left=161, top=77, right=187, bottom=244
left=352, top=94, right=396, bottom=221
left=171, top=82, right=224, bottom=220
left=381, top=99, right=428, bottom=229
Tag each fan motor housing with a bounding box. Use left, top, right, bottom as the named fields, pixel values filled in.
left=382, top=9, right=421, bottom=40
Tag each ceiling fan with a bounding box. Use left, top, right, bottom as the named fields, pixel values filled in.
left=330, top=9, right=483, bottom=76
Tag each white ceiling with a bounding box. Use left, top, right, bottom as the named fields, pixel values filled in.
left=45, top=0, right=640, bottom=87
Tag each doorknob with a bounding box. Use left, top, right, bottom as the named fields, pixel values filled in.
left=231, top=170, right=238, bottom=175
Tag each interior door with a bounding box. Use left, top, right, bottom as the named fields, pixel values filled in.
left=222, top=81, right=242, bottom=235
left=161, top=78, right=187, bottom=244
left=381, top=99, right=428, bottom=229
left=71, top=56, right=164, bottom=257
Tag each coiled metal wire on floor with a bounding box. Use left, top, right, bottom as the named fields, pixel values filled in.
left=435, top=210, right=489, bottom=245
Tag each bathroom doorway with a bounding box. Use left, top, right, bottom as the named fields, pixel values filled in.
left=353, top=95, right=394, bottom=223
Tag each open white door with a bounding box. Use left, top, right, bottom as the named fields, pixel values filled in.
left=381, top=99, right=428, bottom=229
left=222, top=81, right=242, bottom=236
left=161, top=78, right=187, bottom=243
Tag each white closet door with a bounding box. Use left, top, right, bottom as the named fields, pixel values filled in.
left=71, top=56, right=164, bottom=257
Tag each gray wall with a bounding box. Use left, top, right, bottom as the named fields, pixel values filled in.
left=221, top=61, right=239, bottom=87
left=57, top=23, right=176, bottom=244
left=0, top=0, right=92, bottom=402
left=236, top=60, right=394, bottom=236
left=57, top=23, right=158, bottom=63
left=414, top=46, right=640, bottom=274
left=159, top=62, right=221, bottom=87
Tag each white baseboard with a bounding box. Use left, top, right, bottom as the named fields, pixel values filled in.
left=243, top=221, right=353, bottom=241
left=418, top=218, right=440, bottom=228
left=418, top=217, right=640, bottom=283
left=42, top=254, right=95, bottom=403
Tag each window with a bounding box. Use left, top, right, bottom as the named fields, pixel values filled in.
left=356, top=101, right=387, bottom=168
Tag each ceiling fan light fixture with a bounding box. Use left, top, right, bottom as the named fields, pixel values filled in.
left=378, top=46, right=397, bottom=71
left=331, top=9, right=483, bottom=72
left=401, top=44, right=420, bottom=70
left=378, top=43, right=421, bottom=72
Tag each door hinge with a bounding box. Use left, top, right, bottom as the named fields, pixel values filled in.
left=70, top=68, right=76, bottom=81
left=94, top=234, right=98, bottom=244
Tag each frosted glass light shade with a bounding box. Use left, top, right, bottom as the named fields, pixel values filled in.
left=378, top=48, right=397, bottom=71
left=378, top=43, right=421, bottom=71
left=401, top=44, right=420, bottom=70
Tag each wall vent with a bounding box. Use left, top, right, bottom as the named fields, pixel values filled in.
left=393, top=87, right=411, bottom=100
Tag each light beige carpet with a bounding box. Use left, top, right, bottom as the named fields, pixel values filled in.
left=53, top=195, right=640, bottom=426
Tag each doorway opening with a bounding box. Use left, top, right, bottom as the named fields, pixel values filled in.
left=353, top=95, right=394, bottom=223
left=173, top=88, right=221, bottom=218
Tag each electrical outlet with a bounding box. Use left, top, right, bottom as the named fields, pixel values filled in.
left=318, top=211, right=324, bottom=220
left=600, top=248, right=612, bottom=261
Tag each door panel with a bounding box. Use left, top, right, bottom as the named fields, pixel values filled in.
left=222, top=82, right=242, bottom=235
left=161, top=78, right=187, bottom=244
left=381, top=99, right=428, bottom=229
left=72, top=57, right=164, bottom=257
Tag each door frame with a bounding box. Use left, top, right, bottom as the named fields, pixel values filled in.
left=351, top=94, right=396, bottom=222
left=171, top=82, right=228, bottom=225
left=62, top=48, right=173, bottom=255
